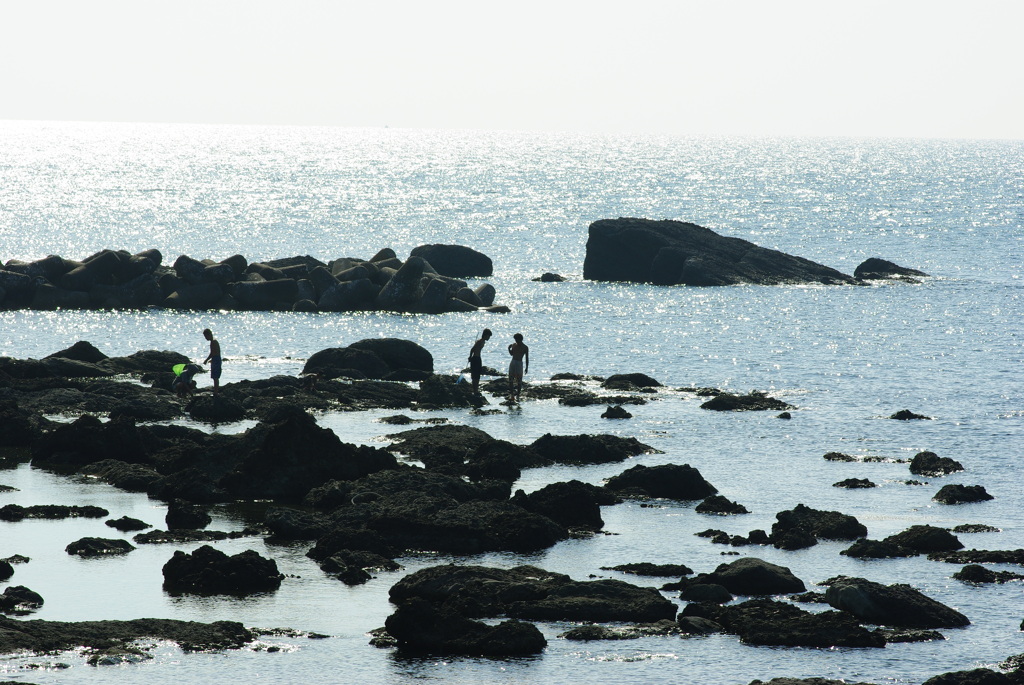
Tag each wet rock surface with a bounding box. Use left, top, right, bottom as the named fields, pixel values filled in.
left=0, top=615, right=254, bottom=654
left=162, top=545, right=284, bottom=595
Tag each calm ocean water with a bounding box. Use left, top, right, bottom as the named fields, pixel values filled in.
left=0, top=121, right=1022, bottom=684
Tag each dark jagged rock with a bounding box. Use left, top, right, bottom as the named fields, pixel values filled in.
left=841, top=539, right=916, bottom=559
left=105, top=516, right=150, bottom=532
left=319, top=550, right=400, bottom=577
left=833, top=478, right=877, bottom=489
left=934, top=484, right=994, bottom=505
left=0, top=614, right=253, bottom=654
left=384, top=598, right=544, bottom=655
left=696, top=494, right=749, bottom=515
left=601, top=562, right=693, bottom=577
left=162, top=545, right=283, bottom=595
left=684, top=598, right=884, bottom=648
left=679, top=583, right=733, bottom=604
left=385, top=424, right=494, bottom=459
left=30, top=414, right=150, bottom=471
left=928, top=549, right=1024, bottom=565
left=466, top=439, right=548, bottom=482
left=854, top=258, right=929, bottom=281
left=511, top=480, right=615, bottom=531
left=678, top=615, right=727, bottom=635
left=823, top=451, right=858, bottom=462
left=883, top=525, right=963, bottom=553
left=0, top=586, right=44, bottom=615
left=910, top=451, right=964, bottom=476
left=219, top=407, right=398, bottom=502
left=0, top=400, right=48, bottom=447
left=133, top=529, right=247, bottom=544
left=65, top=538, right=135, bottom=557
left=952, top=523, right=1000, bottom=534
left=409, top=244, right=493, bottom=278
left=530, top=433, right=660, bottom=465
left=600, top=405, right=632, bottom=419
left=101, top=349, right=191, bottom=375
left=0, top=561, right=13, bottom=582
left=264, top=507, right=332, bottom=540
left=922, top=669, right=1013, bottom=685
left=749, top=675, right=876, bottom=679
left=877, top=628, right=946, bottom=643
left=601, top=373, right=662, bottom=389
left=80, top=460, right=163, bottom=493
left=305, top=467, right=501, bottom=513
left=560, top=619, right=680, bottom=641
left=165, top=499, right=212, bottom=530
left=953, top=564, right=1024, bottom=584
left=0, top=504, right=109, bottom=522
left=44, top=341, right=108, bottom=364
left=583, top=218, right=858, bottom=286
left=890, top=409, right=931, bottom=420
left=414, top=374, right=486, bottom=410
left=302, top=339, right=433, bottom=380
left=693, top=557, right=806, bottom=595
left=823, top=575, right=970, bottom=628
left=401, top=499, right=567, bottom=554
left=770, top=503, right=867, bottom=549
left=186, top=395, right=247, bottom=423
left=606, top=463, right=717, bottom=500
left=701, top=391, right=796, bottom=412
left=389, top=564, right=677, bottom=623
left=533, top=272, right=565, bottom=282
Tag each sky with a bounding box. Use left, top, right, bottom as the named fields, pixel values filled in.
left=2, top=0, right=1022, bottom=139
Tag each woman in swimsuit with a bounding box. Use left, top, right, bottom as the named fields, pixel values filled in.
left=507, top=333, right=529, bottom=401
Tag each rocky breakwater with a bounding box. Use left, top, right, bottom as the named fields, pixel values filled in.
left=583, top=217, right=927, bottom=286
left=0, top=244, right=506, bottom=314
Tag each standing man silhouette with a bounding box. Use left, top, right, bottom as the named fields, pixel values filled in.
left=203, top=328, right=222, bottom=396
left=468, top=328, right=492, bottom=392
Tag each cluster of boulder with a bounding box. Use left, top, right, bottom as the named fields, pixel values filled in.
left=376, top=555, right=977, bottom=657
left=0, top=244, right=504, bottom=314
left=583, top=217, right=928, bottom=286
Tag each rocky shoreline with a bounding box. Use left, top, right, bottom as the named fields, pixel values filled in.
left=1, top=338, right=1020, bottom=684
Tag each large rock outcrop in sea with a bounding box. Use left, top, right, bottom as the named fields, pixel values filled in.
left=823, top=575, right=970, bottom=628
left=302, top=339, right=434, bottom=381
left=583, top=218, right=859, bottom=286
left=0, top=247, right=506, bottom=314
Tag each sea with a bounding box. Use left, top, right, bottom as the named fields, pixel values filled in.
left=0, top=120, right=1021, bottom=684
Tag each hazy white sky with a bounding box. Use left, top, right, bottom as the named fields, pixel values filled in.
left=2, top=0, right=1021, bottom=139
